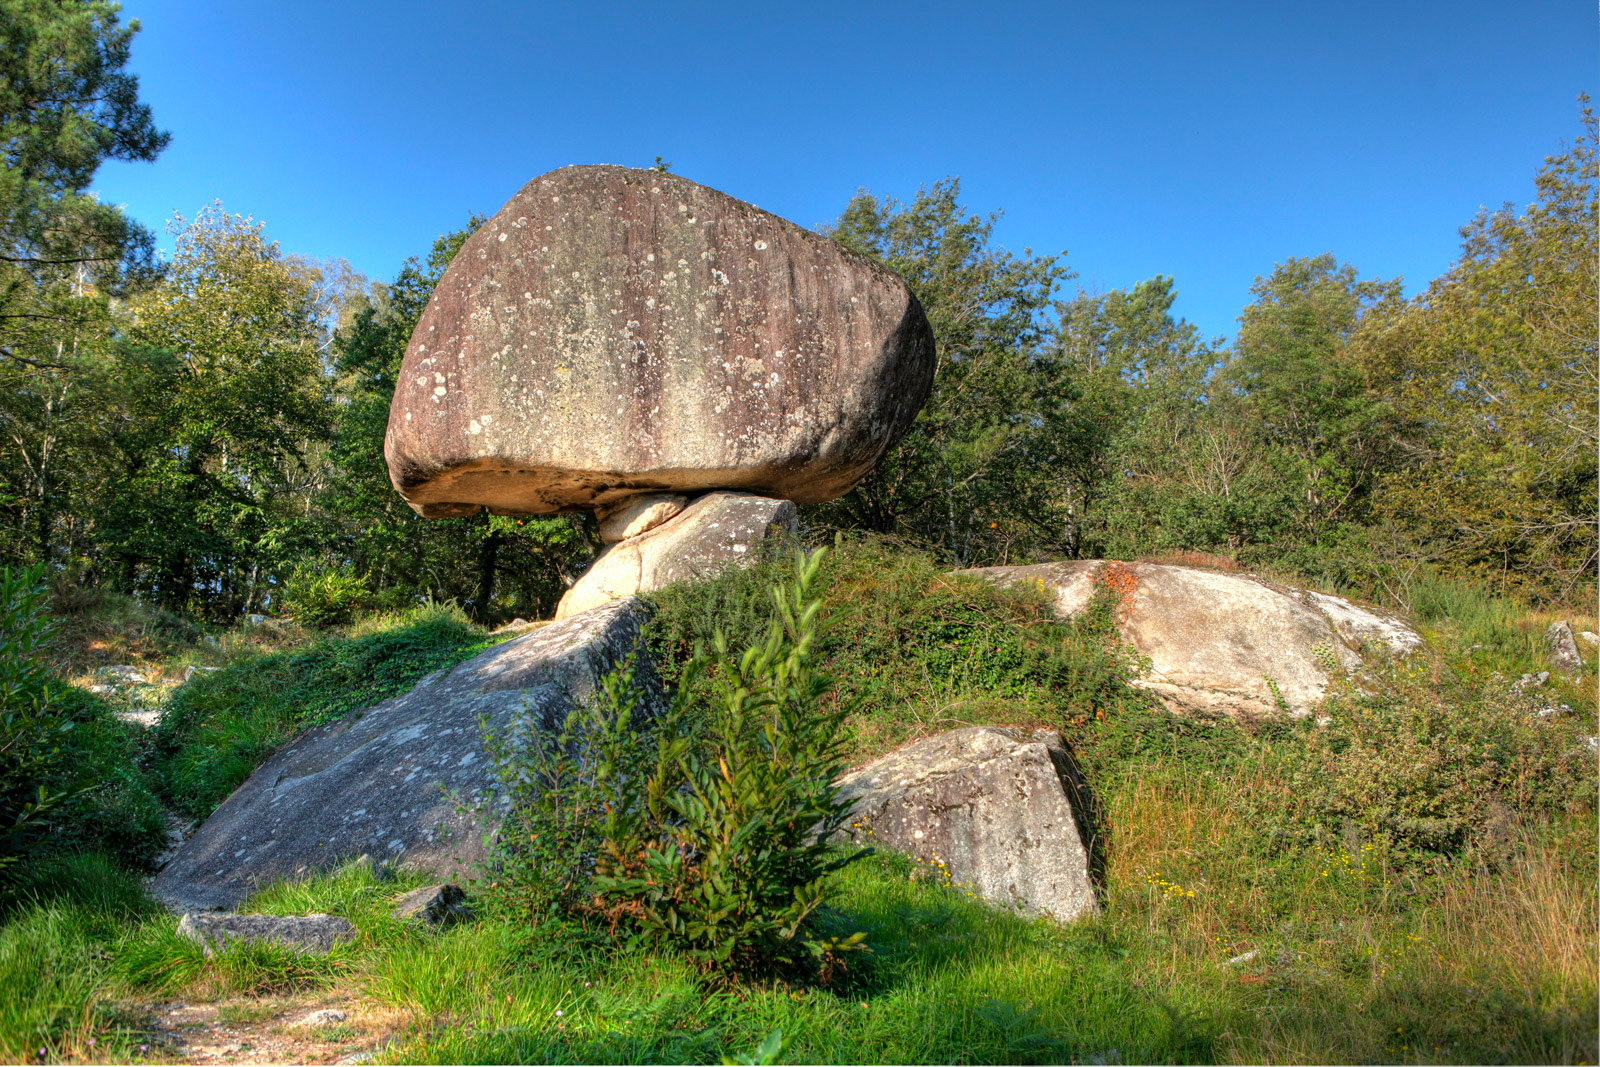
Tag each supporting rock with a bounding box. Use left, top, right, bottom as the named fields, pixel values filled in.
left=834, top=727, right=1099, bottom=924
left=556, top=491, right=797, bottom=619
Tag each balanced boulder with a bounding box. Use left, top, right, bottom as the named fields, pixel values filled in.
left=964, top=561, right=1422, bottom=718
left=835, top=727, right=1099, bottom=924
left=384, top=165, right=936, bottom=518
left=151, top=598, right=662, bottom=912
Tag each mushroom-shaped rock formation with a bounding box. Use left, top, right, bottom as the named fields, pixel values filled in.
left=384, top=166, right=937, bottom=518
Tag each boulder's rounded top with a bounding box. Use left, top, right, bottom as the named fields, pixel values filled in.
left=384, top=165, right=936, bottom=517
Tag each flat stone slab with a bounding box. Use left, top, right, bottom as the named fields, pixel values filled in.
left=964, top=561, right=1423, bottom=718
left=556, top=491, right=796, bottom=619
left=151, top=599, right=661, bottom=911
left=383, top=165, right=936, bottom=517
left=835, top=726, right=1099, bottom=924
left=176, top=912, right=355, bottom=956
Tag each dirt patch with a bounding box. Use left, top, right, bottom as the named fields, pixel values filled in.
left=129, top=996, right=413, bottom=1065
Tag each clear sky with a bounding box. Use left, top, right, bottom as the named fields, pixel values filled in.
left=93, top=0, right=1595, bottom=345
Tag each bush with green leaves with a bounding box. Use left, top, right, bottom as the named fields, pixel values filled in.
left=649, top=534, right=1150, bottom=760
left=488, top=548, right=866, bottom=976
left=281, top=563, right=370, bottom=629
left=0, top=566, right=87, bottom=877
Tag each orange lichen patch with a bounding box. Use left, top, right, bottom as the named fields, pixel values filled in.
left=1099, top=561, right=1140, bottom=612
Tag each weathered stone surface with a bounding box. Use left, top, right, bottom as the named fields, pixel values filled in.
left=151, top=599, right=662, bottom=912
left=1547, top=621, right=1583, bottom=677
left=835, top=727, right=1098, bottom=924
left=176, top=912, right=355, bottom=956
left=389, top=883, right=470, bottom=927
left=964, top=561, right=1423, bottom=718
left=597, top=492, right=687, bottom=543
left=383, top=166, right=936, bottom=518
left=555, top=491, right=796, bottom=620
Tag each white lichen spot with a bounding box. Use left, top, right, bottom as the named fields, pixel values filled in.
left=754, top=239, right=768, bottom=251
left=497, top=232, right=507, bottom=242
left=468, top=419, right=482, bottom=435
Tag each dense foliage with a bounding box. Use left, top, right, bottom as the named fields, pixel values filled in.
left=488, top=550, right=865, bottom=977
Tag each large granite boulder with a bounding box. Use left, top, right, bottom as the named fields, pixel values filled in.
left=151, top=599, right=661, bottom=911
left=835, top=727, right=1099, bottom=924
left=384, top=165, right=936, bottom=518
left=964, top=561, right=1423, bottom=718
left=555, top=491, right=796, bottom=619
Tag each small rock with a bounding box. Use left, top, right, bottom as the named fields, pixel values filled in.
left=87, top=683, right=116, bottom=695
left=202, top=635, right=220, bottom=648
left=245, top=613, right=268, bottom=626
left=183, top=665, right=221, bottom=682
left=1512, top=671, right=1550, bottom=693
left=176, top=912, right=356, bottom=956
left=115, top=707, right=162, bottom=729
left=335, top=1054, right=372, bottom=1066
left=290, top=1008, right=348, bottom=1028
left=1534, top=703, right=1575, bottom=719
left=1547, top=621, right=1583, bottom=677
left=1584, top=736, right=1599, bottom=756
left=1224, top=949, right=1259, bottom=966
left=1580, top=631, right=1599, bottom=648
left=390, top=883, right=470, bottom=927
left=99, top=665, right=147, bottom=684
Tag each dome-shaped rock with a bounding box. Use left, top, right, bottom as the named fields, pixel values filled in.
left=384, top=166, right=937, bottom=517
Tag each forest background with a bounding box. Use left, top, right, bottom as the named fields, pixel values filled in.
left=1, top=1, right=1595, bottom=628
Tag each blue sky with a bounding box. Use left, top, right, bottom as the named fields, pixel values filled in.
left=94, top=0, right=1594, bottom=344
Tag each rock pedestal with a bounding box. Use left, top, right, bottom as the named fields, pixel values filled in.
left=384, top=165, right=936, bottom=518
left=555, top=491, right=796, bottom=619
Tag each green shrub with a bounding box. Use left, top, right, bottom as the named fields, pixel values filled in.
left=490, top=549, right=866, bottom=977
left=282, top=563, right=369, bottom=629
left=649, top=535, right=1150, bottom=761
left=1276, top=662, right=1595, bottom=867
left=0, top=566, right=91, bottom=879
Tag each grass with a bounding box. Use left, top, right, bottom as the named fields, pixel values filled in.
left=3, top=538, right=1595, bottom=1064
left=151, top=602, right=510, bottom=819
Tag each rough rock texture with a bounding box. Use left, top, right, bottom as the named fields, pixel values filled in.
left=597, top=492, right=687, bottom=543
left=964, top=561, right=1423, bottom=718
left=151, top=599, right=661, bottom=911
left=834, top=727, right=1098, bottom=924
left=176, top=912, right=355, bottom=956
left=1547, top=621, right=1583, bottom=677
left=389, top=883, right=470, bottom=927
left=555, top=491, right=796, bottom=620
left=384, top=165, right=937, bottom=518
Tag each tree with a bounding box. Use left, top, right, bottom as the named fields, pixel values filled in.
left=102, top=206, right=332, bottom=614
left=0, top=0, right=166, bottom=567
left=813, top=179, right=1072, bottom=564
left=1353, top=101, right=1598, bottom=599
left=1225, top=253, right=1404, bottom=546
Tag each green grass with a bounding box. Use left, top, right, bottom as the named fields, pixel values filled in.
left=151, top=602, right=510, bottom=818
